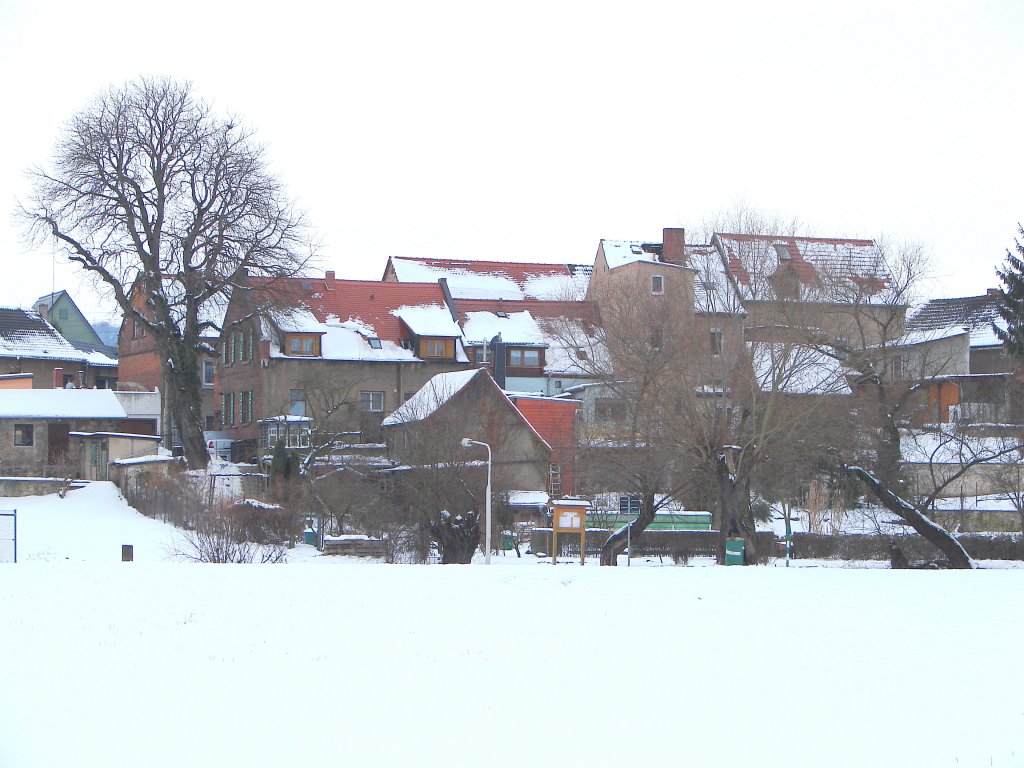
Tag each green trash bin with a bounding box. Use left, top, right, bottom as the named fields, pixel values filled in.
left=724, top=537, right=745, bottom=566
left=303, top=529, right=317, bottom=546
left=501, top=532, right=516, bottom=551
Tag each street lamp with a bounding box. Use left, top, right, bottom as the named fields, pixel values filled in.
left=460, top=437, right=492, bottom=565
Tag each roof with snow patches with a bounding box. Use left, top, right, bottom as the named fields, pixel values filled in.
left=384, top=256, right=592, bottom=300
left=0, top=307, right=118, bottom=367
left=712, top=233, right=890, bottom=303
left=254, top=276, right=468, bottom=363
left=907, top=293, right=1007, bottom=348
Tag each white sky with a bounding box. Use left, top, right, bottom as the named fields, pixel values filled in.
left=1, top=0, right=1022, bottom=323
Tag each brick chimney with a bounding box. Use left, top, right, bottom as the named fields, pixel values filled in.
left=662, top=228, right=687, bottom=266
left=52, top=367, right=63, bottom=388
left=325, top=270, right=336, bottom=290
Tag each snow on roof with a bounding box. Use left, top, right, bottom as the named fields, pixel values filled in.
left=907, top=294, right=1007, bottom=348
left=900, top=427, right=1023, bottom=465
left=599, top=240, right=676, bottom=270
left=462, top=310, right=546, bottom=346
left=508, top=490, right=550, bottom=506
left=256, top=278, right=467, bottom=363
left=713, top=233, right=890, bottom=303
left=454, top=298, right=605, bottom=377
left=687, top=244, right=744, bottom=315
left=387, top=257, right=591, bottom=300
left=0, top=389, right=129, bottom=419
left=381, top=368, right=483, bottom=426
left=895, top=327, right=971, bottom=347
left=749, top=342, right=852, bottom=395
left=390, top=304, right=461, bottom=337
left=0, top=306, right=116, bottom=366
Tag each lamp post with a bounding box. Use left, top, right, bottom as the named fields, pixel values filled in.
left=460, top=437, right=492, bottom=565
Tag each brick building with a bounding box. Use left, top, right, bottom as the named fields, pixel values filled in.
left=216, top=272, right=473, bottom=454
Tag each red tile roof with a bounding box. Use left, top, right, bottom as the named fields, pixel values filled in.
left=249, top=276, right=450, bottom=343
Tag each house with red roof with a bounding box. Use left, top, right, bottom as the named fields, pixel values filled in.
left=453, top=297, right=603, bottom=396
left=710, top=232, right=903, bottom=346
left=216, top=271, right=473, bottom=454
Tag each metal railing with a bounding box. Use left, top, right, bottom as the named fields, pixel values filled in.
left=0, top=511, right=16, bottom=563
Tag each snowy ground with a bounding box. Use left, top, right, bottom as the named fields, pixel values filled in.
left=1, top=483, right=1022, bottom=767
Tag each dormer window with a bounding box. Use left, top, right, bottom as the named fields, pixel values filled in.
left=508, top=347, right=542, bottom=368
left=368, top=337, right=383, bottom=350
left=418, top=338, right=454, bottom=359
left=651, top=275, right=665, bottom=295
left=286, top=334, right=320, bottom=357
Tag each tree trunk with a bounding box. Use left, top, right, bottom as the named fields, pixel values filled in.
left=844, top=464, right=975, bottom=569
left=717, top=448, right=756, bottom=564
left=599, top=491, right=656, bottom=566
left=163, top=337, right=210, bottom=470
left=430, top=511, right=480, bottom=564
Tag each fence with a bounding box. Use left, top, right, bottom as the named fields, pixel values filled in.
left=0, top=511, right=16, bottom=563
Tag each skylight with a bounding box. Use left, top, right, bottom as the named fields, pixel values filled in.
left=496, top=311, right=509, bottom=318
left=368, top=337, right=382, bottom=349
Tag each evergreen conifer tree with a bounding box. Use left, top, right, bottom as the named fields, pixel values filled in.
left=994, top=224, right=1024, bottom=362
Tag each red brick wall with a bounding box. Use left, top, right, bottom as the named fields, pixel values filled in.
left=511, top=397, right=579, bottom=496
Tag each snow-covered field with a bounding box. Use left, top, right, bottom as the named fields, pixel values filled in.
left=1, top=483, right=1022, bottom=767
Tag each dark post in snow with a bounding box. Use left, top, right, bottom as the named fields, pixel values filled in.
left=121, top=544, right=134, bottom=562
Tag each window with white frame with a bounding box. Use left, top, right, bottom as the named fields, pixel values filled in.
left=360, top=390, right=385, bottom=412
left=221, top=392, right=235, bottom=427
left=651, top=275, right=665, bottom=295
left=203, top=360, right=215, bottom=387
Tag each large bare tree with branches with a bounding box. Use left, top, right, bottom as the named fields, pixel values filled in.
left=23, top=77, right=314, bottom=467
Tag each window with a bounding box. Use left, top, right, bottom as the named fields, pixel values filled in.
left=360, top=390, right=385, bottom=412
left=203, top=360, right=215, bottom=387
left=425, top=339, right=446, bottom=358
left=289, top=389, right=306, bottom=417
left=368, top=337, right=382, bottom=350
left=222, top=336, right=231, bottom=365
left=58, top=308, right=69, bottom=320
left=651, top=275, right=665, bottom=295
left=133, top=320, right=146, bottom=339
left=239, top=390, right=253, bottom=424
left=889, top=356, right=908, bottom=381
left=595, top=398, right=626, bottom=424
left=709, top=328, right=723, bottom=357
left=13, top=424, right=33, bottom=446
left=508, top=348, right=541, bottom=367
left=288, top=336, right=317, bottom=356
left=239, top=330, right=252, bottom=362
left=619, top=495, right=642, bottom=514
left=221, top=392, right=235, bottom=427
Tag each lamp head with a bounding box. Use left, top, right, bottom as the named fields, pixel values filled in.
left=460, top=437, right=473, bottom=448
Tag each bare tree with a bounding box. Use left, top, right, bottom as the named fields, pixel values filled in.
left=23, top=77, right=315, bottom=468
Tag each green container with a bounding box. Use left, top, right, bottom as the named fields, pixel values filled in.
left=724, top=537, right=745, bottom=566
left=501, top=533, right=516, bottom=551
left=303, top=530, right=317, bottom=546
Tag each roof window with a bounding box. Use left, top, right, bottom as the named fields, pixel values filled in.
left=630, top=244, right=643, bottom=255
left=368, top=337, right=382, bottom=349
left=496, top=311, right=509, bottom=318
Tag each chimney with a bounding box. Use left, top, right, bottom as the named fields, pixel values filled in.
left=987, top=288, right=1000, bottom=296
left=325, top=270, right=336, bottom=290
left=662, top=228, right=686, bottom=266
left=52, top=367, right=63, bottom=389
